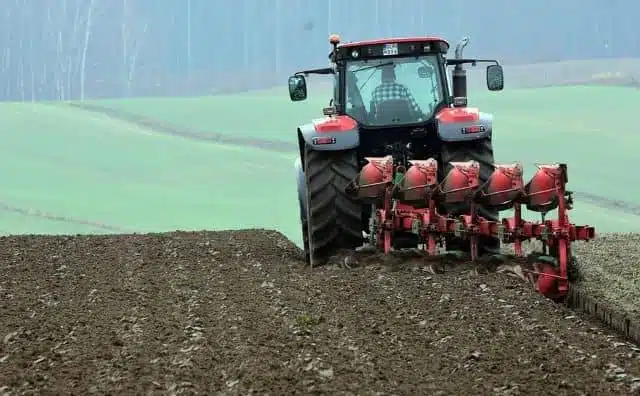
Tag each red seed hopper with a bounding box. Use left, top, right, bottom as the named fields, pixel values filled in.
left=348, top=157, right=595, bottom=299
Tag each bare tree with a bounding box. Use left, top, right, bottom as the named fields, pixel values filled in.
left=120, top=0, right=149, bottom=97
left=56, top=28, right=65, bottom=99
left=79, top=0, right=96, bottom=101
left=29, top=27, right=35, bottom=101
left=66, top=0, right=84, bottom=100
left=17, top=2, right=26, bottom=102
left=186, top=0, right=192, bottom=81
left=2, top=3, right=14, bottom=99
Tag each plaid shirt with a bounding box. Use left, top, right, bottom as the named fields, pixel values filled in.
left=371, top=82, right=422, bottom=113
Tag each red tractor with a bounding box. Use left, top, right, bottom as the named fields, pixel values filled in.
left=290, top=34, right=595, bottom=299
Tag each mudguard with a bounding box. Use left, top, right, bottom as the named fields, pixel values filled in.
left=298, top=115, right=360, bottom=152
left=294, top=157, right=307, bottom=222
left=436, top=107, right=493, bottom=142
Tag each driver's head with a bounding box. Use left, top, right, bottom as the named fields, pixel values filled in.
left=381, top=64, right=396, bottom=83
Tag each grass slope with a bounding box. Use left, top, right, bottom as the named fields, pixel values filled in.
left=93, top=86, right=302, bottom=142
left=1, top=103, right=299, bottom=238
left=0, top=210, right=103, bottom=235
left=4, top=68, right=640, bottom=241
left=93, top=85, right=640, bottom=203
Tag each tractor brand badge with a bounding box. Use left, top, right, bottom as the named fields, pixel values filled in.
left=312, top=136, right=337, bottom=145
left=382, top=43, right=399, bottom=56
left=460, top=125, right=486, bottom=134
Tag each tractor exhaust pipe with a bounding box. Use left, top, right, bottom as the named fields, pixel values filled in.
left=452, top=36, right=470, bottom=107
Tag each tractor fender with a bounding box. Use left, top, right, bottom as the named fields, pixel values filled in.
left=435, top=107, right=493, bottom=142
left=294, top=157, right=307, bottom=222
left=297, top=115, right=360, bottom=156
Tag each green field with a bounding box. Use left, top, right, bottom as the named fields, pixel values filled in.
left=1, top=102, right=298, bottom=238
left=93, top=85, right=640, bottom=202
left=2, top=83, right=640, bottom=245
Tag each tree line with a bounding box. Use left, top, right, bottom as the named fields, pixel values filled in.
left=0, top=0, right=635, bottom=102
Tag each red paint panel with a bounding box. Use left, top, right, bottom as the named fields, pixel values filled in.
left=436, top=107, right=481, bottom=124
left=313, top=115, right=358, bottom=133
left=339, top=36, right=448, bottom=48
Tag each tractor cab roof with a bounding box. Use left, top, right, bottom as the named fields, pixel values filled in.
left=338, top=36, right=449, bottom=49
left=329, top=35, right=450, bottom=61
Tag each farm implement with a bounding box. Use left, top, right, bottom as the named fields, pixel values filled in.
left=345, top=156, right=595, bottom=299
left=289, top=34, right=596, bottom=301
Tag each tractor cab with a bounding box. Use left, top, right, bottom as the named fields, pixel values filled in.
left=288, top=35, right=504, bottom=129
left=332, top=36, right=450, bottom=127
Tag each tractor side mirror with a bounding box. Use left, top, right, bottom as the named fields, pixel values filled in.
left=486, top=64, right=504, bottom=91
left=288, top=75, right=308, bottom=101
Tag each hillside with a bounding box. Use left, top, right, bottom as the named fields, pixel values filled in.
left=1, top=102, right=298, bottom=237
left=78, top=84, right=640, bottom=235
left=2, top=80, right=640, bottom=243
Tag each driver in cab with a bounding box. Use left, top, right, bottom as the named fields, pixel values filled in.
left=370, top=64, right=422, bottom=121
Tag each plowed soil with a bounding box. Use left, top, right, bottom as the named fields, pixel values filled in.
left=1, top=230, right=640, bottom=395
left=572, top=234, right=640, bottom=324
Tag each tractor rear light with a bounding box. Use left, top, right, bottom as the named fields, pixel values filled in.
left=312, top=136, right=336, bottom=145
left=461, top=125, right=485, bottom=134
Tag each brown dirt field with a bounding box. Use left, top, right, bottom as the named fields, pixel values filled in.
left=1, top=230, right=640, bottom=395
left=572, top=234, right=640, bottom=324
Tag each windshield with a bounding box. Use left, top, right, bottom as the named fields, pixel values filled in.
left=344, top=55, right=444, bottom=127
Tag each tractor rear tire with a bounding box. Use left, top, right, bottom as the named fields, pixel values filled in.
left=301, top=218, right=310, bottom=264
left=304, top=146, right=363, bottom=266
left=440, top=136, right=500, bottom=255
